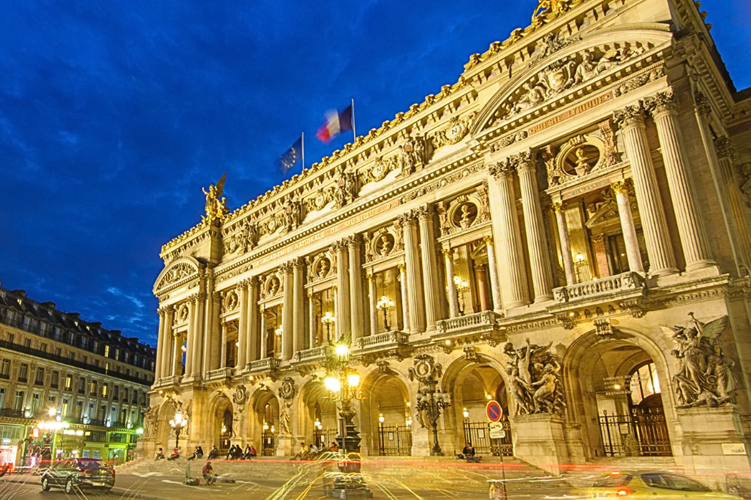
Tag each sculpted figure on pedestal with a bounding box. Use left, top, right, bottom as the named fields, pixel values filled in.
left=202, top=173, right=228, bottom=224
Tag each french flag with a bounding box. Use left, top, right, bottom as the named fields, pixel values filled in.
left=315, top=104, right=354, bottom=143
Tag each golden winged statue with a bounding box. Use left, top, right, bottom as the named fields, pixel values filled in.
left=202, top=172, right=228, bottom=224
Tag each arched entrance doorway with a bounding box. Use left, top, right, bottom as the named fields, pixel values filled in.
left=250, top=391, right=279, bottom=456
left=300, top=381, right=337, bottom=450
left=365, top=374, right=412, bottom=456
left=211, top=396, right=232, bottom=453
left=456, top=365, right=512, bottom=457
left=565, top=333, right=673, bottom=459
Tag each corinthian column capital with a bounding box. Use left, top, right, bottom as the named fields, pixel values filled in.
left=488, top=157, right=517, bottom=181
left=694, top=90, right=711, bottom=117
left=514, top=148, right=537, bottom=172
left=714, top=136, right=737, bottom=161
left=613, top=104, right=646, bottom=129
left=644, top=89, right=677, bottom=116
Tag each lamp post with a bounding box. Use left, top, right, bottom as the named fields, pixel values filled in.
left=414, top=385, right=451, bottom=456
left=376, top=296, right=394, bottom=331
left=323, top=342, right=362, bottom=472
left=574, top=252, right=587, bottom=283
left=454, top=276, right=469, bottom=315
left=321, top=313, right=335, bottom=343
left=169, top=411, right=187, bottom=450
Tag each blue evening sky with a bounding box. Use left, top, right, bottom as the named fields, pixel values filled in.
left=1, top=0, right=748, bottom=347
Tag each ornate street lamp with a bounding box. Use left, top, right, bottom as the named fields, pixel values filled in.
left=321, top=312, right=335, bottom=342
left=376, top=296, right=395, bottom=331
left=169, top=411, right=188, bottom=450
left=409, top=355, right=451, bottom=456
left=454, top=276, right=469, bottom=315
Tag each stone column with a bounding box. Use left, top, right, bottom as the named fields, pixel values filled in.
left=614, top=105, right=677, bottom=275
left=292, top=258, right=305, bottom=354
left=236, top=282, right=249, bottom=371
left=399, top=212, right=426, bottom=333
left=171, top=331, right=182, bottom=377
left=347, top=235, right=365, bottom=342
left=475, top=265, right=490, bottom=311
left=417, top=205, right=442, bottom=331
left=488, top=159, right=530, bottom=308
left=552, top=203, right=576, bottom=285
left=715, top=137, right=751, bottom=267
left=398, top=263, right=410, bottom=332
left=160, top=306, right=174, bottom=379
left=484, top=236, right=503, bottom=312
left=202, top=273, right=217, bottom=378
left=645, top=90, right=715, bottom=271
left=207, top=292, right=221, bottom=372
left=282, top=262, right=294, bottom=360
left=443, top=247, right=459, bottom=318
left=191, top=292, right=206, bottom=379
left=259, top=308, right=267, bottom=360
left=308, top=291, right=317, bottom=348
left=333, top=241, right=351, bottom=339
left=154, top=308, right=166, bottom=381
left=220, top=323, right=227, bottom=368
left=247, top=278, right=259, bottom=363
left=367, top=272, right=378, bottom=336
left=517, top=150, right=554, bottom=302
left=611, top=180, right=644, bottom=273
left=185, top=296, right=197, bottom=377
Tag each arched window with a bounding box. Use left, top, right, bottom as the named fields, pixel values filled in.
left=629, top=362, right=661, bottom=406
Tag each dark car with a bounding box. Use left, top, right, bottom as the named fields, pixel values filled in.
left=41, top=458, right=115, bottom=494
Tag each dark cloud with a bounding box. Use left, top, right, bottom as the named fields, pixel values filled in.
left=0, top=0, right=747, bottom=347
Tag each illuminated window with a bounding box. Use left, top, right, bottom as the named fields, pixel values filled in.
left=629, top=362, right=661, bottom=405
left=102, top=384, right=108, bottom=398
left=104, top=345, right=110, bottom=358
left=65, top=375, right=73, bottom=391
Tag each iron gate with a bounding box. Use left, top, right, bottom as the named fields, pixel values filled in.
left=463, top=420, right=513, bottom=456
left=314, top=428, right=338, bottom=451
left=378, top=424, right=412, bottom=456
left=261, top=430, right=275, bottom=456
left=599, top=407, right=671, bottom=457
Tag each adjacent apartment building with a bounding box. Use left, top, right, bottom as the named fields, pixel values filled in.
left=0, top=285, right=156, bottom=466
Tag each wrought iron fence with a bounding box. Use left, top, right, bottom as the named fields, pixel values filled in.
left=599, top=407, right=671, bottom=457
left=261, top=430, right=275, bottom=456
left=378, top=424, right=412, bottom=456
left=463, top=420, right=513, bottom=456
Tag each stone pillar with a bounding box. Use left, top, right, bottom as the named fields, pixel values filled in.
left=236, top=282, right=249, bottom=371
left=171, top=331, right=182, bottom=377
left=247, top=278, right=259, bottom=363
left=154, top=308, right=166, bottom=381
left=715, top=137, right=751, bottom=267
left=259, top=309, right=267, bottom=359
left=475, top=265, right=490, bottom=311
left=417, top=205, right=441, bottom=331
left=484, top=236, right=503, bottom=312
left=611, top=180, right=644, bottom=273
left=645, top=90, right=715, bottom=271
left=443, top=247, right=459, bottom=318
left=512, top=414, right=570, bottom=475
left=333, top=241, right=351, bottom=339
left=185, top=297, right=197, bottom=377
left=488, top=159, right=530, bottom=308
left=282, top=262, right=294, bottom=360
left=292, top=258, right=305, bottom=354
left=220, top=324, right=227, bottom=368
left=307, top=291, right=316, bottom=348
left=399, top=212, right=426, bottom=333
left=398, top=263, right=410, bottom=332
left=191, top=292, right=206, bottom=379
left=552, top=203, right=576, bottom=285
left=202, top=274, right=217, bottom=378
left=590, top=235, right=610, bottom=278
left=614, top=105, right=677, bottom=275
left=517, top=150, right=554, bottom=302
left=160, top=306, right=174, bottom=379
left=367, top=273, right=378, bottom=336
left=347, top=235, right=365, bottom=341
left=207, top=292, right=221, bottom=372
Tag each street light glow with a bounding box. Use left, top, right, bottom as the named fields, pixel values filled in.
left=324, top=376, right=341, bottom=392
left=348, top=373, right=360, bottom=388
left=335, top=344, right=349, bottom=357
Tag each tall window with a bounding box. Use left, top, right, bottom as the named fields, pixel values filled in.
left=31, top=393, right=40, bottom=415
left=35, top=368, right=44, bottom=385
left=13, top=391, right=24, bottom=412
left=24, top=338, right=31, bottom=348
left=78, top=377, right=86, bottom=393
left=62, top=398, right=69, bottom=417
left=18, top=364, right=28, bottom=382
left=6, top=333, right=13, bottom=344
left=104, top=345, right=110, bottom=358
left=102, top=383, right=108, bottom=398
left=76, top=400, right=84, bottom=419
left=51, top=371, right=59, bottom=388
left=40, top=343, right=47, bottom=352
left=0, top=388, right=5, bottom=408
left=0, top=360, right=9, bottom=377
left=90, top=381, right=98, bottom=395
left=65, top=375, right=73, bottom=391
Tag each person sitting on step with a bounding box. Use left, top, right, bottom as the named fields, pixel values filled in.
left=207, top=445, right=219, bottom=460
left=154, top=447, right=165, bottom=461
left=202, top=461, right=217, bottom=486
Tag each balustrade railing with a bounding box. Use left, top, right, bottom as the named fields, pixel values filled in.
left=247, top=358, right=278, bottom=372
left=436, top=311, right=499, bottom=334
left=355, top=331, right=409, bottom=350
left=553, top=271, right=644, bottom=303
left=293, top=346, right=327, bottom=362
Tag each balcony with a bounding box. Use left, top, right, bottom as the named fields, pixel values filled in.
left=552, top=271, right=645, bottom=304
left=205, top=367, right=233, bottom=382
left=435, top=311, right=504, bottom=345
left=352, top=331, right=412, bottom=363
left=0, top=408, right=26, bottom=418
left=246, top=358, right=278, bottom=376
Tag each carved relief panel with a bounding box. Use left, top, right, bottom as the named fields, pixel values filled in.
left=435, top=183, right=491, bottom=237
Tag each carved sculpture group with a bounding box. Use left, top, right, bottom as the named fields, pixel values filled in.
left=665, top=314, right=736, bottom=408
left=503, top=339, right=565, bottom=416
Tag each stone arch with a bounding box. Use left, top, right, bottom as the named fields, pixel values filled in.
left=152, top=256, right=201, bottom=295
left=248, top=388, right=279, bottom=455
left=206, top=392, right=233, bottom=452
left=298, top=378, right=337, bottom=448
left=155, top=399, right=178, bottom=452
left=441, top=354, right=510, bottom=453
left=359, top=367, right=413, bottom=456
left=562, top=327, right=677, bottom=460
left=471, top=29, right=673, bottom=137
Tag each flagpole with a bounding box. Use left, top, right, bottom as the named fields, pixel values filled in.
left=351, top=98, right=357, bottom=142
left=301, top=132, right=305, bottom=172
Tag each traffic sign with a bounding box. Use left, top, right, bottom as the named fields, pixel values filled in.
left=486, top=400, right=502, bottom=422
left=489, top=422, right=506, bottom=439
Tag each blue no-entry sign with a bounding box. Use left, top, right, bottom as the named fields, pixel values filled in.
left=486, top=400, right=502, bottom=422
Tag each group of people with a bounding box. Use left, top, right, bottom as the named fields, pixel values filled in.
left=224, top=443, right=257, bottom=460
left=292, top=441, right=338, bottom=460
left=156, top=443, right=258, bottom=462
left=153, top=447, right=183, bottom=461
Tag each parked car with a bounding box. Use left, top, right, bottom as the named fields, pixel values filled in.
left=40, top=458, right=115, bottom=494
left=586, top=470, right=742, bottom=498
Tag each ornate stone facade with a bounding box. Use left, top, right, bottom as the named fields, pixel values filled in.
left=146, top=0, right=751, bottom=488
